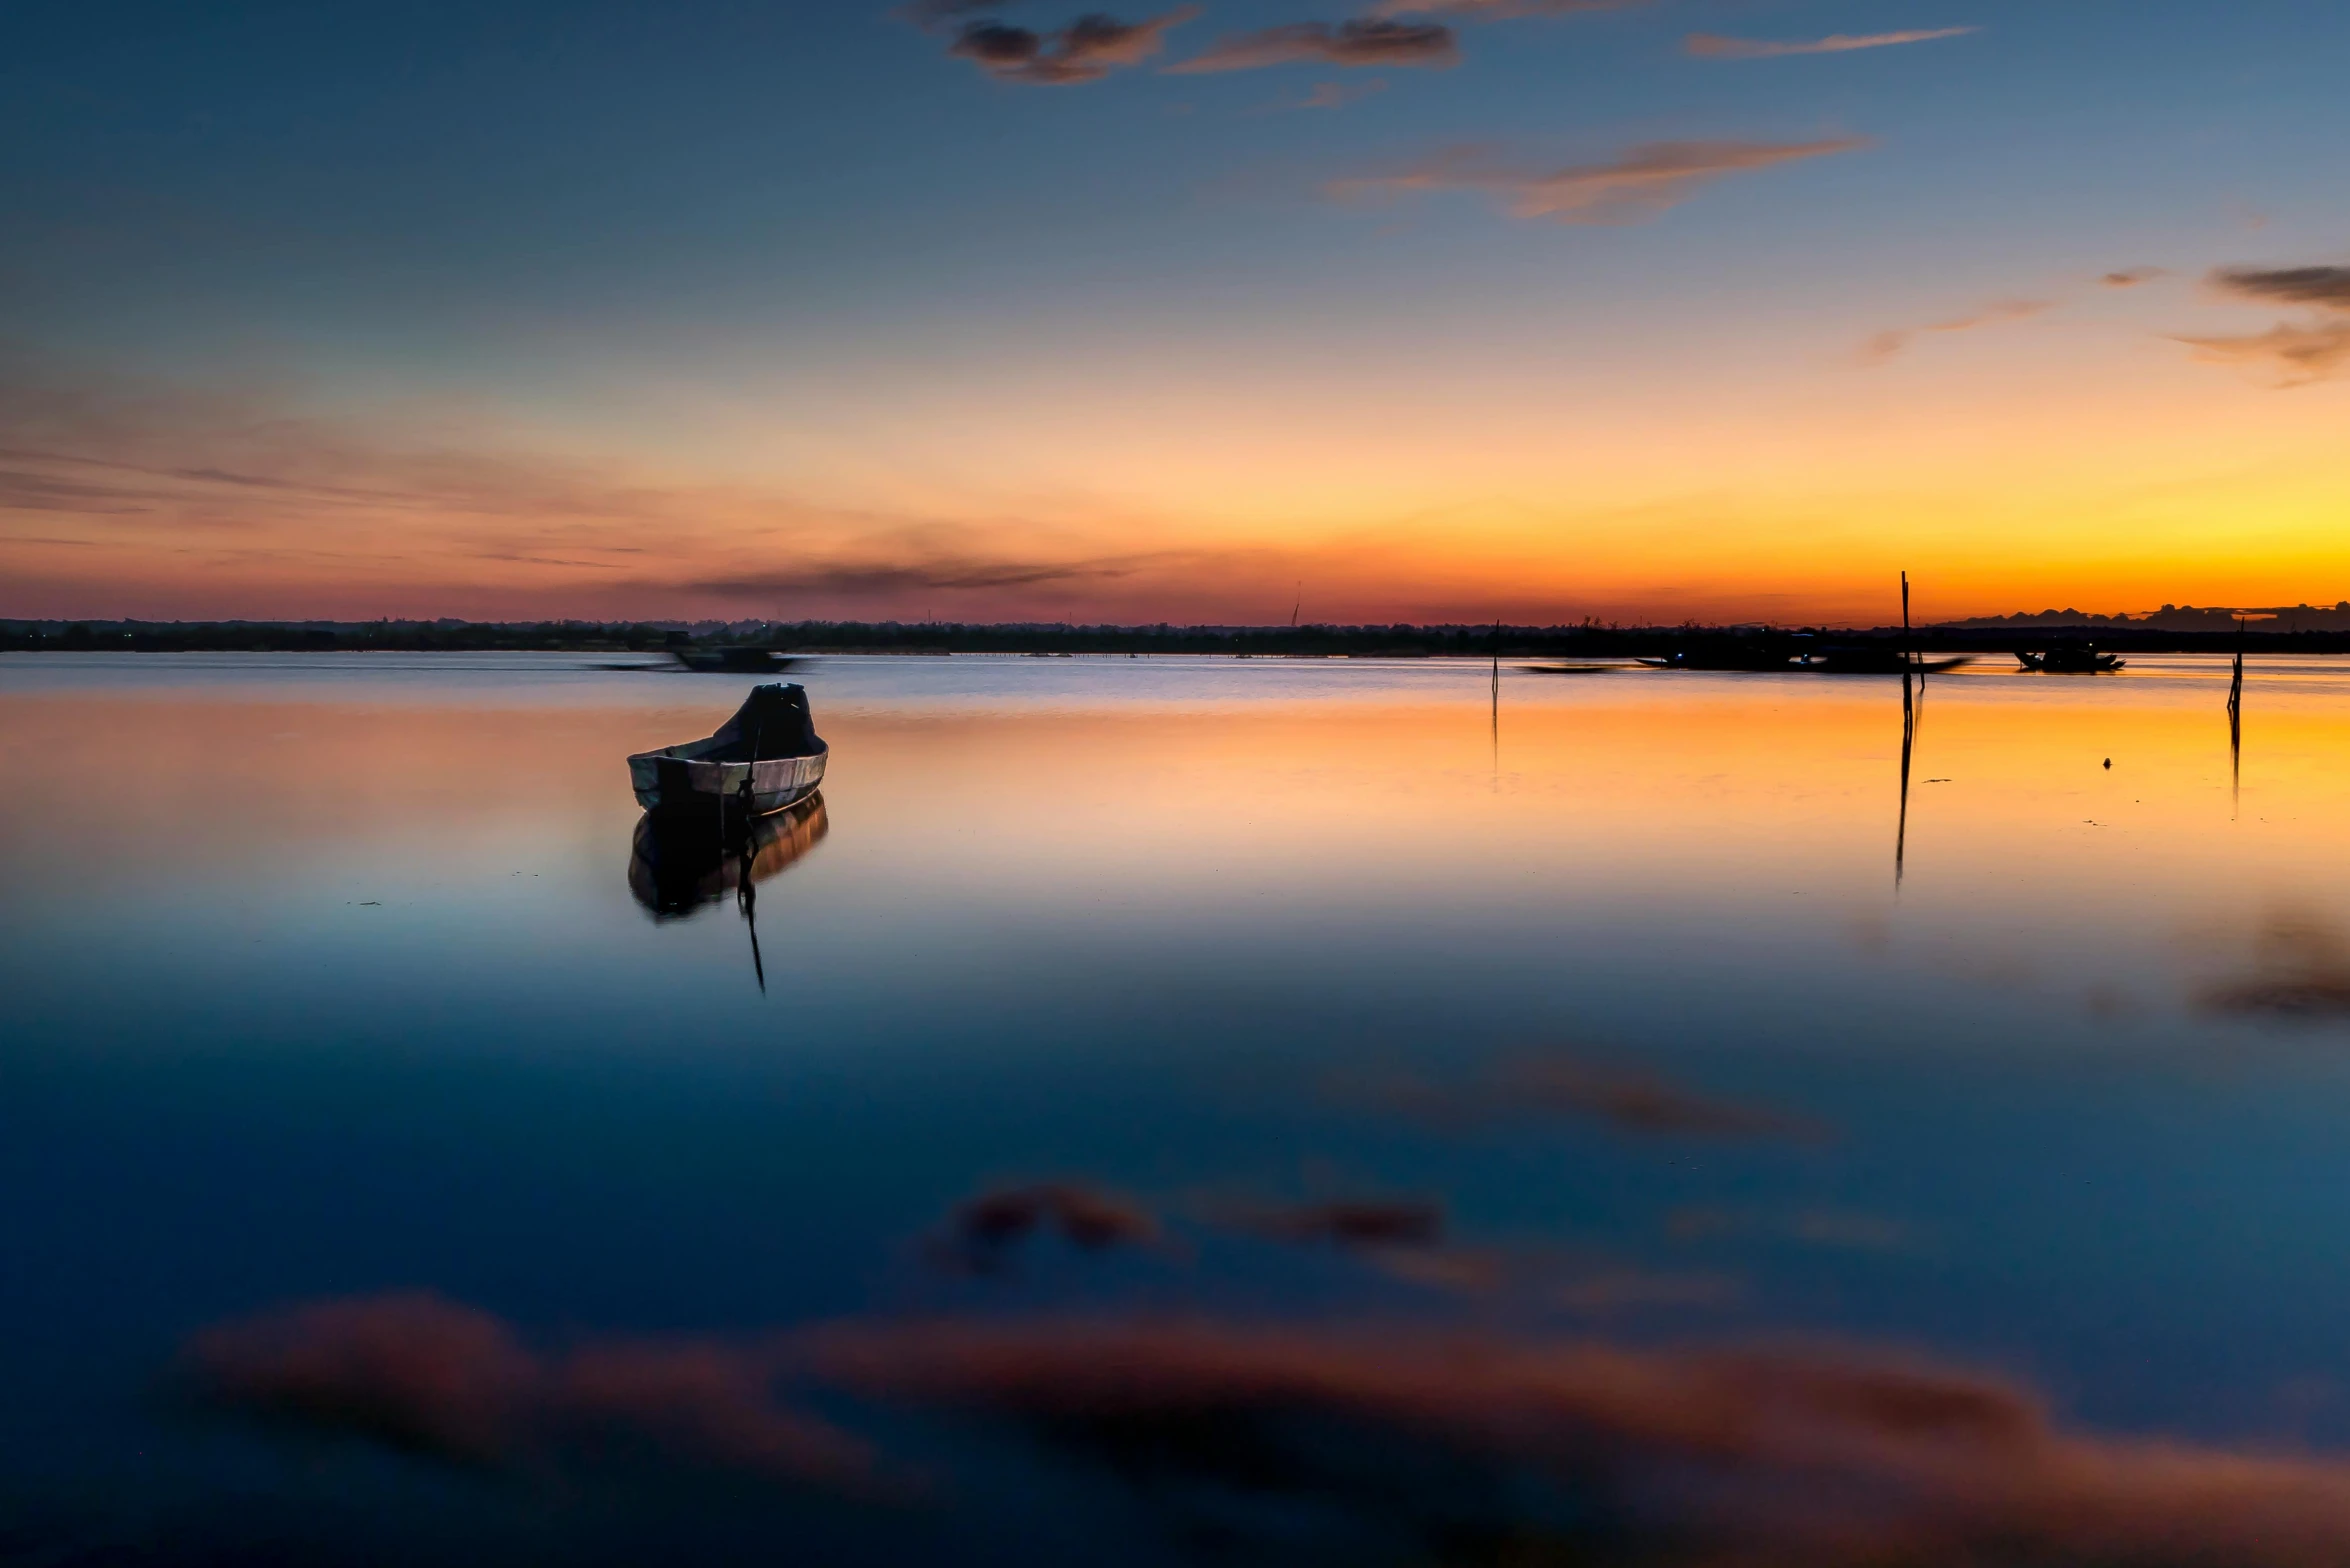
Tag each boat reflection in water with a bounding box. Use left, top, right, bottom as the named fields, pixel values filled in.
left=626, top=792, right=828, bottom=991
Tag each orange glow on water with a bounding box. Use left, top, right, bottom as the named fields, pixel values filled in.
left=9, top=660, right=2345, bottom=977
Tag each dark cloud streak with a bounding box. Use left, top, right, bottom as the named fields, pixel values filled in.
left=688, top=554, right=1158, bottom=597
left=947, top=7, right=1198, bottom=84
left=2212, top=264, right=2350, bottom=310
left=1168, top=19, right=1458, bottom=74
left=2185, top=260, right=2350, bottom=384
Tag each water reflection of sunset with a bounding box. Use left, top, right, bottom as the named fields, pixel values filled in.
left=9, top=655, right=2350, bottom=1564
left=12, top=1, right=2350, bottom=1552
left=7, top=657, right=2343, bottom=1020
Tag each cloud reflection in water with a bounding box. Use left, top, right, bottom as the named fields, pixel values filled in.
left=183, top=1292, right=2350, bottom=1566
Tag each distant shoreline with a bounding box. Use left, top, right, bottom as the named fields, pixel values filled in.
left=6, top=618, right=2348, bottom=657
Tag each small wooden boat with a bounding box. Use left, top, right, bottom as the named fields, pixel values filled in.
left=627, top=683, right=828, bottom=816
left=2016, top=647, right=2124, bottom=673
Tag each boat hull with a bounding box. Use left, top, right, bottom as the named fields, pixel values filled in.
left=2016, top=651, right=2123, bottom=673
left=672, top=648, right=797, bottom=673
left=628, top=747, right=827, bottom=815
left=1794, top=654, right=1973, bottom=675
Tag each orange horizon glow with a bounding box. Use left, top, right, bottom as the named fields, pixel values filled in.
left=6, top=304, right=2349, bottom=626
left=8, top=4, right=2350, bottom=629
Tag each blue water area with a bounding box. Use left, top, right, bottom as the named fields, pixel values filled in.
left=4, top=652, right=2349, bottom=1564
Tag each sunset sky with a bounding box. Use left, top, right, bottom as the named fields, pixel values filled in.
left=5, top=0, right=2347, bottom=626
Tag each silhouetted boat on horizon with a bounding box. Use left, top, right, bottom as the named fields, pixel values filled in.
left=2016, top=646, right=2124, bottom=673
left=1634, top=639, right=1799, bottom=671
left=671, top=645, right=796, bottom=673
left=1631, top=585, right=1973, bottom=672
left=628, top=683, right=828, bottom=816
left=1793, top=644, right=1972, bottom=675
left=1634, top=641, right=1971, bottom=674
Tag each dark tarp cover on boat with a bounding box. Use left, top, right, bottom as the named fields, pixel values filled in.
left=709, top=683, right=823, bottom=760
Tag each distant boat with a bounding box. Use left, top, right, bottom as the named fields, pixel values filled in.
left=628, top=683, right=828, bottom=816
left=1793, top=646, right=1973, bottom=675
left=1791, top=570, right=1972, bottom=674
left=1635, top=645, right=1795, bottom=671
left=1633, top=643, right=1969, bottom=674
left=672, top=646, right=795, bottom=673
left=2016, top=647, right=2124, bottom=673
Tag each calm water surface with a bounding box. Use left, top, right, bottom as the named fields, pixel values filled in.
left=4, top=652, right=2349, bottom=1564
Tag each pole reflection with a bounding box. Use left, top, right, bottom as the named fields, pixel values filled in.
left=628, top=792, right=829, bottom=992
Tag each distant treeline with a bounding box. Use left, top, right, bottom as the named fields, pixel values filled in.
left=1947, top=602, right=2350, bottom=634
left=1, top=619, right=698, bottom=654
left=5, top=617, right=2349, bottom=656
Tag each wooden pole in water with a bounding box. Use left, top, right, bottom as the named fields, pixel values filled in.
left=1901, top=570, right=1913, bottom=670
left=2229, top=617, right=2245, bottom=713
left=1897, top=571, right=1916, bottom=888
left=1897, top=667, right=1914, bottom=890
left=2229, top=616, right=2245, bottom=809
left=1490, top=616, right=1502, bottom=763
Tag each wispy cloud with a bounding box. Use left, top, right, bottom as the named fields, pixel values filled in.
left=2100, top=266, right=2166, bottom=287
left=948, top=7, right=1198, bottom=84
left=1169, top=19, right=1457, bottom=73
left=686, top=554, right=1165, bottom=597
left=0, top=356, right=1277, bottom=620
left=1330, top=137, right=1867, bottom=225
left=2183, top=260, right=2350, bottom=384
left=2178, top=323, right=2350, bottom=386
left=1687, top=26, right=1976, bottom=60
left=1858, top=298, right=2050, bottom=364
